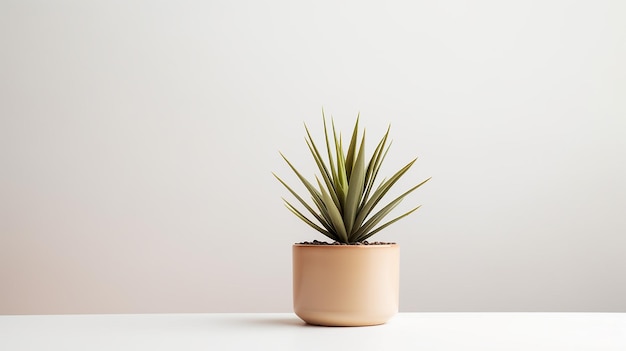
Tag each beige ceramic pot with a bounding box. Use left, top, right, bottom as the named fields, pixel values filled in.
left=292, top=243, right=399, bottom=326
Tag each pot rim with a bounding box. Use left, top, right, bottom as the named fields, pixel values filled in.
left=293, top=243, right=398, bottom=248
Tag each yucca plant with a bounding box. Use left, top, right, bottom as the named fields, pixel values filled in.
left=274, top=113, right=430, bottom=244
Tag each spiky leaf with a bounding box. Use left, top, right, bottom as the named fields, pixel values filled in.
left=275, top=113, right=429, bottom=243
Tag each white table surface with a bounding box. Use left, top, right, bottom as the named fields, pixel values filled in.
left=1, top=313, right=625, bottom=350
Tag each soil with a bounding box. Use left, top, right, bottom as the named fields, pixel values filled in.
left=297, top=240, right=396, bottom=245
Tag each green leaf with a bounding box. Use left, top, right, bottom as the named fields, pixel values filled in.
left=322, top=114, right=338, bottom=191
left=304, top=136, right=341, bottom=211
left=279, top=152, right=322, bottom=203
left=273, top=173, right=333, bottom=232
left=344, top=133, right=366, bottom=238
left=357, top=206, right=422, bottom=242
left=354, top=158, right=417, bottom=231
left=283, top=199, right=339, bottom=241
left=362, top=127, right=391, bottom=209
left=317, top=177, right=348, bottom=243
left=331, top=119, right=348, bottom=208
left=354, top=177, right=431, bottom=240
left=344, top=114, right=360, bottom=179
left=304, top=124, right=333, bottom=188
left=352, top=197, right=403, bottom=240
left=279, top=152, right=335, bottom=233
left=275, top=112, right=430, bottom=243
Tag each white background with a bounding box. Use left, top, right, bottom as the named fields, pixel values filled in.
left=1, top=0, right=625, bottom=314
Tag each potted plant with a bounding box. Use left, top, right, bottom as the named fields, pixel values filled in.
left=274, top=112, right=430, bottom=326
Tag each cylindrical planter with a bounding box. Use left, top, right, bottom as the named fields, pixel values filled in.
left=292, top=244, right=399, bottom=326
